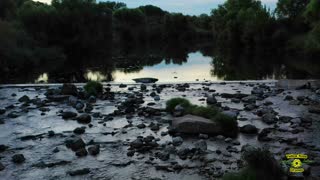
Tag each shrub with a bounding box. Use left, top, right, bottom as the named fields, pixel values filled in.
left=166, top=98, right=191, bottom=113
left=84, top=81, right=103, bottom=96
left=187, top=105, right=219, bottom=119
left=214, top=113, right=238, bottom=137
left=223, top=168, right=256, bottom=180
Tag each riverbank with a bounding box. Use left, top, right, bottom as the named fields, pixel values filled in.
left=0, top=81, right=320, bottom=179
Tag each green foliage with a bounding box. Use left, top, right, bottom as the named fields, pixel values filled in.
left=187, top=105, right=219, bottom=119
left=213, top=113, right=238, bottom=137
left=223, top=168, right=256, bottom=180
left=84, top=81, right=103, bottom=96
left=165, top=98, right=191, bottom=113
left=304, top=0, right=320, bottom=24
left=276, top=0, right=309, bottom=19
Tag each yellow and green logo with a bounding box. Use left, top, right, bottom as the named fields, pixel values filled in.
left=282, top=153, right=312, bottom=173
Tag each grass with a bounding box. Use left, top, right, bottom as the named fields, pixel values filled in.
left=84, top=81, right=103, bottom=96
left=166, top=98, right=238, bottom=137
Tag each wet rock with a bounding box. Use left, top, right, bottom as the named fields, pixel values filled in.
left=66, top=137, right=86, bottom=151
left=224, top=137, right=233, bottom=143
left=173, top=105, right=184, bottom=117
left=199, top=133, right=209, bottom=139
left=0, top=109, right=5, bottom=115
left=251, top=88, right=264, bottom=95
left=12, top=154, right=25, bottom=164
left=76, top=114, right=91, bottom=124
left=154, top=95, right=160, bottom=101
left=62, top=111, right=77, bottom=119
left=0, top=144, right=8, bottom=152
left=258, top=128, right=273, bottom=141
left=88, top=145, right=100, bottom=156
left=33, top=160, right=71, bottom=168
left=172, top=115, right=223, bottom=134
left=309, top=106, right=320, bottom=114
left=88, top=96, right=96, bottom=103
left=244, top=104, right=256, bottom=111
left=75, top=148, right=88, bottom=157
left=137, top=123, right=146, bottom=129
left=47, top=95, right=70, bottom=102
left=206, top=96, right=217, bottom=104
left=18, top=95, right=30, bottom=103
left=240, top=124, right=258, bottom=134
left=172, top=137, right=183, bottom=146
left=279, top=116, right=292, bottom=123
left=242, top=95, right=257, bottom=103
left=75, top=102, right=84, bottom=110
left=141, top=84, right=147, bottom=91
left=52, top=147, right=59, bottom=153
left=130, top=138, right=144, bottom=149
left=290, top=118, right=301, bottom=124
left=0, top=162, right=4, bottom=171
left=262, top=113, right=277, bottom=124
left=155, top=152, right=170, bottom=161
left=284, top=95, right=293, bottom=101
left=7, top=111, right=19, bottom=118
left=61, top=83, right=78, bottom=96
left=73, top=127, right=85, bottom=134
left=194, top=140, right=207, bottom=151
left=67, top=168, right=90, bottom=176
left=127, top=150, right=135, bottom=157
left=150, top=123, right=160, bottom=131
left=222, top=110, right=238, bottom=119
left=119, top=84, right=127, bottom=88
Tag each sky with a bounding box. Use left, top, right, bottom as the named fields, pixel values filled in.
left=34, top=0, right=278, bottom=15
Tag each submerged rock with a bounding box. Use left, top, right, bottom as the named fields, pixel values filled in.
left=88, top=145, right=100, bottom=156
left=172, top=115, right=223, bottom=135
left=76, top=114, right=91, bottom=124
left=67, top=168, right=90, bottom=176
left=12, top=154, right=25, bottom=164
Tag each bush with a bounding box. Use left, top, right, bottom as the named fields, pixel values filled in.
left=214, top=113, right=238, bottom=137
left=187, top=105, right=219, bottom=119
left=84, top=81, right=103, bottom=96
left=166, top=98, right=191, bottom=113
left=223, top=168, right=256, bottom=180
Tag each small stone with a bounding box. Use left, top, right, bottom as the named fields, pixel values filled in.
left=53, top=147, right=60, bottom=153
left=73, top=127, right=85, bottom=134
left=76, top=114, right=91, bottom=124
left=195, top=140, right=207, bottom=151
left=284, top=95, right=293, bottom=101
left=240, top=125, right=258, bottom=134
left=154, top=96, right=160, bottom=101
left=18, top=95, right=30, bottom=103
left=75, top=148, right=88, bottom=157
left=66, top=137, right=86, bottom=151
left=67, top=168, right=90, bottom=176
left=172, top=137, right=183, bottom=146
left=62, top=111, right=77, bottom=119
left=12, top=154, right=25, bottom=164
left=224, top=138, right=233, bottom=143
left=137, top=124, right=146, bottom=129
left=88, top=145, right=100, bottom=156
left=207, top=96, right=217, bottom=104
left=48, top=130, right=55, bottom=137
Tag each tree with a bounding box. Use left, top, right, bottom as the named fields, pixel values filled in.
left=276, top=0, right=309, bottom=19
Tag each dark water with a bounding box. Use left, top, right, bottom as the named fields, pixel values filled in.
left=1, top=43, right=320, bottom=84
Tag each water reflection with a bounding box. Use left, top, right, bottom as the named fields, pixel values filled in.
left=35, top=73, right=49, bottom=83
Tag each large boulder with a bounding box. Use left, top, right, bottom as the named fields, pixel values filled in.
left=172, top=115, right=223, bottom=135
left=61, top=83, right=78, bottom=96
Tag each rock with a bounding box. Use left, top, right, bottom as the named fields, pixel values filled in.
left=61, top=83, right=78, bottom=96
left=12, top=154, right=25, bottom=164
left=75, top=102, right=84, bottom=110
left=242, top=95, right=257, bottom=103
left=173, top=105, right=185, bottom=117
left=222, top=110, right=238, bottom=119
left=262, top=113, right=277, bottom=124
left=133, top=78, right=158, bottom=83
left=251, top=88, right=264, bottom=95
left=75, top=148, right=88, bottom=157
left=0, top=109, right=6, bottom=115
left=154, top=95, right=160, bottom=101
left=297, top=96, right=305, bottom=101
left=284, top=95, right=293, bottom=101
left=62, top=111, right=77, bottom=119
left=67, top=168, right=90, bottom=176
left=244, top=104, right=256, bottom=111
left=18, top=95, right=30, bottom=103
left=66, top=137, right=86, bottom=151
left=258, top=128, right=273, bottom=141
left=156, top=152, right=170, bottom=161
left=309, top=106, right=320, bottom=114
left=141, top=84, right=147, bottom=91
left=76, top=114, right=91, bottom=124
left=88, top=145, right=100, bottom=156
left=194, top=140, right=207, bottom=151
left=88, top=96, right=96, bottom=103
left=0, top=145, right=8, bottom=152
left=73, top=127, right=85, bottom=134
left=130, top=138, right=144, bottom=149
left=240, top=125, right=258, bottom=134
left=290, top=118, right=301, bottom=124
left=172, top=115, right=223, bottom=135
left=53, top=147, right=59, bottom=153
left=206, top=96, right=217, bottom=104
left=224, top=138, right=233, bottom=143
left=0, top=162, right=4, bottom=171
left=47, top=95, right=70, bottom=102
left=150, top=123, right=160, bottom=131
left=7, top=111, right=19, bottom=118
left=172, top=137, right=183, bottom=146
left=119, top=84, right=127, bottom=88
left=48, top=130, right=55, bottom=137
left=199, top=133, right=209, bottom=139
left=137, top=123, right=146, bottom=129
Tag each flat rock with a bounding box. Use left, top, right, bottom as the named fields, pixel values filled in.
left=172, top=115, right=222, bottom=135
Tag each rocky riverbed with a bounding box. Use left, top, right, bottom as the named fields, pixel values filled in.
left=0, top=81, right=320, bottom=180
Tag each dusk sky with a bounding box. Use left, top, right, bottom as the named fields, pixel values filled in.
left=34, top=0, right=278, bottom=15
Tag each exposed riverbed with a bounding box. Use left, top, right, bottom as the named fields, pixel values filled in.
left=0, top=81, right=320, bottom=180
